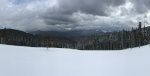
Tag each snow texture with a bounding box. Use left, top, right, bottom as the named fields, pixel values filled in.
left=0, top=44, right=150, bottom=76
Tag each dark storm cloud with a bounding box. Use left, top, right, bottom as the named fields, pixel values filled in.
left=57, top=0, right=126, bottom=15
left=43, top=13, right=76, bottom=25
left=1, top=0, right=150, bottom=31
left=43, top=0, right=127, bottom=26
left=131, top=0, right=150, bottom=14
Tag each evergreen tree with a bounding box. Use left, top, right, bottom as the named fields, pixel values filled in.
left=137, top=22, right=143, bottom=47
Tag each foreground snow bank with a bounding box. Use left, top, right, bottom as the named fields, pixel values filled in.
left=0, top=44, right=150, bottom=76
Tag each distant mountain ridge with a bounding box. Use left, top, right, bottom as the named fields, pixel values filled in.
left=0, top=29, right=76, bottom=48
left=30, top=29, right=108, bottom=41
left=0, top=24, right=150, bottom=50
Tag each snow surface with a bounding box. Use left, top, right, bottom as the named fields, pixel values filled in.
left=0, top=44, right=150, bottom=76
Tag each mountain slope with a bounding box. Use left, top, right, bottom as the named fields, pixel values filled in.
left=0, top=29, right=76, bottom=48
left=0, top=44, right=150, bottom=76
left=31, top=29, right=105, bottom=41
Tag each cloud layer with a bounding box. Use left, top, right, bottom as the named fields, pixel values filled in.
left=0, top=0, right=150, bottom=31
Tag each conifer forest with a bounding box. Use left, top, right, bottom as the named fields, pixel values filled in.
left=0, top=22, right=150, bottom=50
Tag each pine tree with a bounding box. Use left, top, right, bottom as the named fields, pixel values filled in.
left=137, top=22, right=143, bottom=47
left=44, top=36, right=51, bottom=50
left=1, top=28, right=7, bottom=44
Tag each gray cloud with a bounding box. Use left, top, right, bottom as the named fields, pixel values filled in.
left=131, top=0, right=150, bottom=14
left=57, top=0, right=126, bottom=15
left=1, top=0, right=150, bottom=31
left=43, top=0, right=127, bottom=27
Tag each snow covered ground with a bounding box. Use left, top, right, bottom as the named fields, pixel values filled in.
left=0, top=44, right=150, bottom=76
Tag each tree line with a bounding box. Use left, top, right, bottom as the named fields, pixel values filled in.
left=0, top=22, right=150, bottom=50
left=77, top=22, right=150, bottom=50
left=0, top=29, right=76, bottom=49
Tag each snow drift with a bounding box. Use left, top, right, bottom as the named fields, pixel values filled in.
left=0, top=44, right=150, bottom=76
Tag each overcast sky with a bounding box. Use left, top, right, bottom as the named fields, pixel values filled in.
left=0, top=0, right=150, bottom=31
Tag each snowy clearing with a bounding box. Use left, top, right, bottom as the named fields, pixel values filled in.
left=0, top=44, right=150, bottom=76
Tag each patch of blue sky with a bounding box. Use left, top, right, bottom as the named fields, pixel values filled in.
left=9, top=0, right=38, bottom=5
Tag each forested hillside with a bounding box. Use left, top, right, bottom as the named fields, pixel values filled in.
left=78, top=22, right=150, bottom=50
left=0, top=29, right=76, bottom=49
left=0, top=22, right=150, bottom=50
